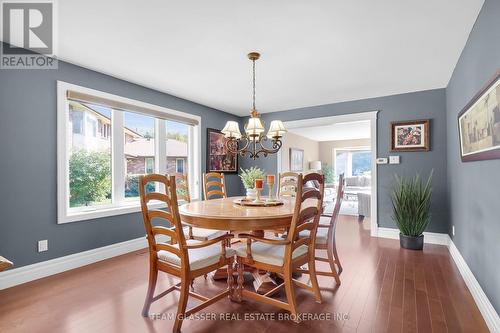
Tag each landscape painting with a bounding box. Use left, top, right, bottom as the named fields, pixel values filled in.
left=207, top=128, right=238, bottom=173
left=391, top=119, right=430, bottom=151
left=458, top=72, right=500, bottom=162
left=289, top=148, right=304, bottom=172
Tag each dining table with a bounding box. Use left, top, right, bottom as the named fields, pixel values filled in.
left=179, top=196, right=295, bottom=293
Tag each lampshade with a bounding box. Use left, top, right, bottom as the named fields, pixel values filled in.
left=245, top=117, right=265, bottom=136
left=267, top=120, right=287, bottom=138
left=309, top=160, right=322, bottom=171
left=221, top=121, right=242, bottom=139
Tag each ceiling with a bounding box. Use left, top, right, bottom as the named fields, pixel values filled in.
left=56, top=0, right=484, bottom=116
left=287, top=120, right=371, bottom=141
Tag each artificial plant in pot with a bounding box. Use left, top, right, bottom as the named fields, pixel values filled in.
left=239, top=167, right=265, bottom=199
left=391, top=172, right=432, bottom=250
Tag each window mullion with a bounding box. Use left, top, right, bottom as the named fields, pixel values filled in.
left=112, top=110, right=125, bottom=204
left=156, top=119, right=167, bottom=174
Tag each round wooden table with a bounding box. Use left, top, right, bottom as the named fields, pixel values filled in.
left=179, top=196, right=295, bottom=293
left=179, top=196, right=295, bottom=232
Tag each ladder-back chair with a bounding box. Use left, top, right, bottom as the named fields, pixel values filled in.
left=235, top=173, right=325, bottom=320
left=174, top=173, right=226, bottom=242
left=203, top=172, right=227, bottom=200
left=139, top=174, right=235, bottom=333
left=296, top=174, right=345, bottom=284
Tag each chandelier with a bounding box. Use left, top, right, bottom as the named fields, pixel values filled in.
left=222, top=52, right=286, bottom=160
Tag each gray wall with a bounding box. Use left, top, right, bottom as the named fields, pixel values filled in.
left=446, top=0, right=500, bottom=313
left=240, top=89, right=448, bottom=232
left=0, top=49, right=241, bottom=268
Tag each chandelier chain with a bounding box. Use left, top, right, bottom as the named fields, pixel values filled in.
left=252, top=59, right=256, bottom=110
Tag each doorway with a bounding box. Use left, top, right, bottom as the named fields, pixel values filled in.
left=277, top=111, right=378, bottom=236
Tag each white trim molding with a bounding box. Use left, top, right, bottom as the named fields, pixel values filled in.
left=448, top=240, right=500, bottom=333
left=0, top=237, right=147, bottom=291
left=376, top=227, right=500, bottom=332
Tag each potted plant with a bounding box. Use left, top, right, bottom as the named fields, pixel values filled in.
left=239, top=167, right=265, bottom=199
left=391, top=172, right=432, bottom=250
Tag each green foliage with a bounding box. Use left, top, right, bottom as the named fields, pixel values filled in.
left=69, top=150, right=111, bottom=206
left=322, top=164, right=334, bottom=183
left=167, top=132, right=188, bottom=143
left=125, top=175, right=155, bottom=198
left=239, top=167, right=265, bottom=189
left=391, top=172, right=433, bottom=237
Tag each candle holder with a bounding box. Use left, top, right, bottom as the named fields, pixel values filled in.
left=256, top=188, right=262, bottom=202
left=266, top=174, right=275, bottom=201
left=254, top=178, right=264, bottom=202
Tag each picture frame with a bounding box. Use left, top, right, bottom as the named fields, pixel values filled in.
left=289, top=148, right=304, bottom=172
left=206, top=128, right=238, bottom=173
left=458, top=71, right=500, bottom=162
left=390, top=119, right=430, bottom=152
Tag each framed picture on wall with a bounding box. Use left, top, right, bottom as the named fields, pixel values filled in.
left=390, top=119, right=430, bottom=152
left=289, top=148, right=304, bottom=172
left=458, top=71, right=500, bottom=162
left=206, top=128, right=238, bottom=173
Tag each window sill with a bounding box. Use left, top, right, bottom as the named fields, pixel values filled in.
left=59, top=201, right=164, bottom=224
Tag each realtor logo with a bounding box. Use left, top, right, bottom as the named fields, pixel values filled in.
left=1, top=1, right=57, bottom=69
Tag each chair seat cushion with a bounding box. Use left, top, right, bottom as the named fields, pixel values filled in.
left=235, top=240, right=308, bottom=266
left=298, top=227, right=329, bottom=245
left=186, top=227, right=227, bottom=240
left=158, top=241, right=235, bottom=271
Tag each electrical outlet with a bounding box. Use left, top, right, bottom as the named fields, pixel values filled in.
left=452, top=225, right=455, bottom=236
left=376, top=157, right=388, bottom=164
left=38, top=240, right=48, bottom=252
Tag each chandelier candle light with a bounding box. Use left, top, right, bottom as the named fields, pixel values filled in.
left=221, top=52, right=287, bottom=159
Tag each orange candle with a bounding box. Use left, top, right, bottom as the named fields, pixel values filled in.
left=255, top=179, right=263, bottom=189
left=266, top=174, right=275, bottom=185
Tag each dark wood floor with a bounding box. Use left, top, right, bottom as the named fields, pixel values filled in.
left=0, top=216, right=489, bottom=333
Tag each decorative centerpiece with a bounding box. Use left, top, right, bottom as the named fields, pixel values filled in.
left=266, top=174, right=275, bottom=201
left=239, top=167, right=265, bottom=199
left=254, top=178, right=264, bottom=202
left=391, top=172, right=433, bottom=250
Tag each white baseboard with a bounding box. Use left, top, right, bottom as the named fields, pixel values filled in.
left=375, top=227, right=450, bottom=246
left=0, top=236, right=147, bottom=290
left=448, top=239, right=500, bottom=332
left=375, top=227, right=499, bottom=332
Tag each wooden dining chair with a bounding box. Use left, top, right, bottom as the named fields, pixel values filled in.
left=235, top=173, right=325, bottom=320
left=203, top=172, right=227, bottom=200
left=296, top=174, right=345, bottom=284
left=139, top=174, right=235, bottom=333
left=277, top=172, right=299, bottom=197
left=175, top=173, right=227, bottom=242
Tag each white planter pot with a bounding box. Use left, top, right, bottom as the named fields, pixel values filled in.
left=246, top=188, right=258, bottom=199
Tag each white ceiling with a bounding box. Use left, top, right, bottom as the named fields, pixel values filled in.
left=287, top=120, right=371, bottom=141
left=56, top=0, right=484, bottom=116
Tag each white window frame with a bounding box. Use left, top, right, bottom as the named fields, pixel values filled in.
left=57, top=81, right=201, bottom=224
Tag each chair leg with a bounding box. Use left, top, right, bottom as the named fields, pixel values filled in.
left=142, top=263, right=158, bottom=317
left=236, top=258, right=244, bottom=302
left=332, top=237, right=343, bottom=274
left=283, top=267, right=299, bottom=323
left=227, top=258, right=234, bottom=300
left=173, top=278, right=190, bottom=333
left=327, top=243, right=341, bottom=285
left=308, top=254, right=322, bottom=304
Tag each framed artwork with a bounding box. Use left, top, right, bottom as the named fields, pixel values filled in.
left=206, top=128, right=238, bottom=173
left=458, top=71, right=500, bottom=162
left=391, top=119, right=430, bottom=152
left=289, top=148, right=304, bottom=172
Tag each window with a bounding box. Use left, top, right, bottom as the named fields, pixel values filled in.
left=58, top=81, right=201, bottom=223
left=176, top=159, right=185, bottom=174
left=334, top=148, right=371, bottom=177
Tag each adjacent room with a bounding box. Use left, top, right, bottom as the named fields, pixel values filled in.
left=1, top=1, right=499, bottom=332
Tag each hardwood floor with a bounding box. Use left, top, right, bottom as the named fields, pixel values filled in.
left=0, top=216, right=489, bottom=333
